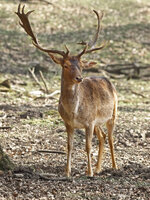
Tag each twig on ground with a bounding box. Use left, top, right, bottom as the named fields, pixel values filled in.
left=47, top=90, right=60, bottom=98
left=21, top=0, right=53, bottom=5
left=105, top=63, right=150, bottom=77
left=121, top=88, right=147, bottom=98
left=39, top=70, right=49, bottom=94
left=0, top=126, right=11, bottom=130
left=38, top=174, right=73, bottom=181
left=29, top=68, right=49, bottom=93
left=37, top=150, right=66, bottom=154
left=34, top=90, right=60, bottom=100
left=28, top=68, right=43, bottom=91
left=0, top=79, right=11, bottom=88
left=100, top=70, right=125, bottom=79
left=13, top=166, right=72, bottom=182
left=129, top=89, right=147, bottom=98
left=37, top=0, right=53, bottom=5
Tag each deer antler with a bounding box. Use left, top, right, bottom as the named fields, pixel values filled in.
left=15, top=4, right=68, bottom=57
left=88, top=10, right=103, bottom=48
left=77, top=10, right=107, bottom=57
left=77, top=44, right=88, bottom=58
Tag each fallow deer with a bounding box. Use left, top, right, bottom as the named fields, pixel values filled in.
left=16, top=4, right=118, bottom=177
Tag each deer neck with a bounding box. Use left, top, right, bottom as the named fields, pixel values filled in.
left=60, top=72, right=80, bottom=112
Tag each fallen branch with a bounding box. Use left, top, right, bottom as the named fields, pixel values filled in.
left=121, top=88, right=147, bottom=98
left=142, top=42, right=150, bottom=45
left=13, top=166, right=72, bottom=182
left=38, top=0, right=53, bottom=5
left=28, top=68, right=43, bottom=91
left=20, top=0, right=53, bottom=5
left=39, top=70, right=49, bottom=93
left=105, top=63, right=150, bottom=74
left=38, top=174, right=72, bottom=182
left=0, top=89, right=9, bottom=92
left=37, top=150, right=66, bottom=154
left=34, top=90, right=60, bottom=100
left=47, top=90, right=60, bottom=98
left=85, top=62, right=150, bottom=79
left=29, top=68, right=49, bottom=94
left=0, top=79, right=11, bottom=89
left=106, top=62, right=134, bottom=67
left=129, top=89, right=147, bottom=98
left=0, top=126, right=11, bottom=130
left=100, top=70, right=125, bottom=79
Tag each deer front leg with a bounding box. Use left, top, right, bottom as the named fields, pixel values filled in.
left=85, top=125, right=94, bottom=177
left=66, top=124, right=74, bottom=177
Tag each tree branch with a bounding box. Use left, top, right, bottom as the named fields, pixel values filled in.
left=39, top=70, right=49, bottom=94
left=28, top=68, right=43, bottom=91
left=37, top=150, right=66, bottom=154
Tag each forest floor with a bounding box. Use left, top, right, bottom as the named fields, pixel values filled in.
left=0, top=0, right=150, bottom=199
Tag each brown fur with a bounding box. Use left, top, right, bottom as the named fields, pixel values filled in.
left=54, top=56, right=118, bottom=177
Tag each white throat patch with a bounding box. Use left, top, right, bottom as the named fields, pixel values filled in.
left=74, top=96, right=79, bottom=115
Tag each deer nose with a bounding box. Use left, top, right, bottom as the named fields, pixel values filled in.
left=75, top=77, right=83, bottom=83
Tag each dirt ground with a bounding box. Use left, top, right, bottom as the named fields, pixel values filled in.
left=0, top=0, right=150, bottom=199
left=0, top=74, right=150, bottom=200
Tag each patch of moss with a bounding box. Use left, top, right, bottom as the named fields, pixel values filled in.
left=0, top=145, right=15, bottom=171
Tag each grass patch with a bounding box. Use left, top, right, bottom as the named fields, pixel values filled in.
left=22, top=110, right=63, bottom=128
left=0, top=0, right=150, bottom=76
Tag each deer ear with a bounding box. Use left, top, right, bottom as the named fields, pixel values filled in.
left=48, top=53, right=63, bottom=64
left=82, top=60, right=97, bottom=69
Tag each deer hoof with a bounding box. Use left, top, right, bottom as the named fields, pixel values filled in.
left=94, top=168, right=101, bottom=175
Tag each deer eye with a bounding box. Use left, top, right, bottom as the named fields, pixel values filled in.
left=63, top=65, right=69, bottom=69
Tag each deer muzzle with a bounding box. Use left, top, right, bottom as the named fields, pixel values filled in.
left=74, top=76, right=83, bottom=83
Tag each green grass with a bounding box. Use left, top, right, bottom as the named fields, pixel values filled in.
left=0, top=0, right=150, bottom=76
left=0, top=0, right=149, bottom=117
left=0, top=0, right=150, bottom=106
left=21, top=108, right=63, bottom=128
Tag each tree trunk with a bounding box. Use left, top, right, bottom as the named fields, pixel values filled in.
left=0, top=145, right=14, bottom=171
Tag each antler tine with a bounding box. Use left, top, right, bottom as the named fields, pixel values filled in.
left=85, top=10, right=108, bottom=54
left=15, top=4, right=38, bottom=44
left=64, top=45, right=70, bottom=56
left=85, top=40, right=108, bottom=54
left=77, top=44, right=88, bottom=58
left=88, top=10, right=103, bottom=48
left=77, top=10, right=106, bottom=57
left=77, top=10, right=102, bottom=48
left=15, top=4, right=66, bottom=57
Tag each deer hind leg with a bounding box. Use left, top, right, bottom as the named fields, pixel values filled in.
left=94, top=126, right=106, bottom=174
left=85, top=125, right=94, bottom=177
left=66, top=124, right=74, bottom=177
left=106, top=118, right=117, bottom=169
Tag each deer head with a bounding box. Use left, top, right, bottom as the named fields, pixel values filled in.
left=16, top=4, right=106, bottom=84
